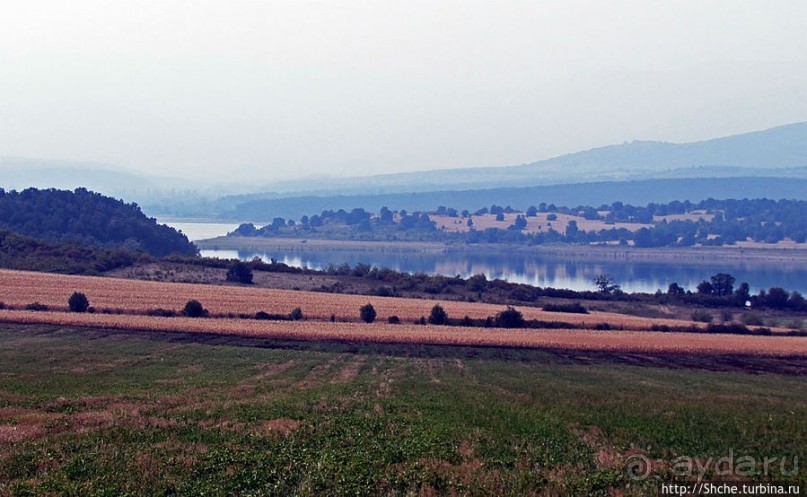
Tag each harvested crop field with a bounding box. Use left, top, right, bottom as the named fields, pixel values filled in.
left=1, top=324, right=805, bottom=496
left=0, top=269, right=697, bottom=329
left=1, top=309, right=805, bottom=357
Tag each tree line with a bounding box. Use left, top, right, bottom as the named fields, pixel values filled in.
left=227, top=198, right=807, bottom=247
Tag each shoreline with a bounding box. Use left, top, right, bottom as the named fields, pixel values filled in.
left=195, top=236, right=807, bottom=264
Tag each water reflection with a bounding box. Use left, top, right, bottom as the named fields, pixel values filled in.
left=200, top=248, right=807, bottom=294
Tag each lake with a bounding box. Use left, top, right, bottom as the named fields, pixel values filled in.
left=199, top=246, right=807, bottom=294
left=162, top=221, right=807, bottom=294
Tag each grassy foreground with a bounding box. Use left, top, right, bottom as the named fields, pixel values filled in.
left=0, top=324, right=805, bottom=496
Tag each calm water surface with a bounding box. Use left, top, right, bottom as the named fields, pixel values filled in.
left=163, top=221, right=807, bottom=294
left=199, top=247, right=807, bottom=294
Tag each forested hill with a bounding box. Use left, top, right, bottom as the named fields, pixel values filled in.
left=0, top=188, right=197, bottom=256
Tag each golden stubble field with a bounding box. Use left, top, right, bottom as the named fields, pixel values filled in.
left=2, top=309, right=805, bottom=356
left=1, top=269, right=805, bottom=356
left=0, top=269, right=697, bottom=329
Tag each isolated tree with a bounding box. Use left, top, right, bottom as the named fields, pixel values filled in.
left=289, top=307, right=304, bottom=320
left=467, top=218, right=474, bottom=228
left=667, top=283, right=685, bottom=296
left=68, top=292, right=90, bottom=313
left=696, top=281, right=714, bottom=295
left=511, top=215, right=527, bottom=231
left=379, top=206, right=394, bottom=224
left=495, top=306, right=525, bottom=328
left=270, top=217, right=286, bottom=230
left=735, top=282, right=751, bottom=303
left=593, top=274, right=620, bottom=293
left=709, top=273, right=735, bottom=297
left=359, top=303, right=376, bottom=323
left=183, top=299, right=206, bottom=318
left=226, top=261, right=253, bottom=284
left=565, top=220, right=579, bottom=238
left=428, top=304, right=448, bottom=325
left=231, top=223, right=257, bottom=236
left=765, top=287, right=789, bottom=309
left=466, top=274, right=488, bottom=292
left=526, top=206, right=538, bottom=217
left=788, top=291, right=805, bottom=310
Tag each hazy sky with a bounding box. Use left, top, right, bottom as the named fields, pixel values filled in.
left=2, top=1, right=807, bottom=182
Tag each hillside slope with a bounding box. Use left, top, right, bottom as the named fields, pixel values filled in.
left=0, top=188, right=197, bottom=256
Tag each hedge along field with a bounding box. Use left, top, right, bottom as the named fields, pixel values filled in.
left=0, top=269, right=698, bottom=329
left=1, top=310, right=806, bottom=356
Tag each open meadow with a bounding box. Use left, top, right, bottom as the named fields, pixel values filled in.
left=0, top=324, right=805, bottom=496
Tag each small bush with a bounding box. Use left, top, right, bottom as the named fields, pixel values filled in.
left=593, top=323, right=613, bottom=330
left=147, top=308, right=177, bottom=317
left=289, top=307, right=304, bottom=321
left=359, top=303, right=376, bottom=323
left=25, top=302, right=48, bottom=311
left=495, top=306, right=525, bottom=328
left=0, top=301, right=4, bottom=309
left=543, top=302, right=588, bottom=314
left=428, top=304, right=448, bottom=325
left=255, top=311, right=271, bottom=320
left=417, top=316, right=427, bottom=325
left=388, top=315, right=400, bottom=324
left=461, top=315, right=474, bottom=327
left=372, top=287, right=396, bottom=297
left=330, top=314, right=336, bottom=322
left=68, top=292, right=90, bottom=313
left=183, top=300, right=207, bottom=318
left=466, top=274, right=487, bottom=292
left=226, top=261, right=253, bottom=284
left=691, top=309, right=713, bottom=323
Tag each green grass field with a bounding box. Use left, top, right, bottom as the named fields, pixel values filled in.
left=0, top=324, right=805, bottom=496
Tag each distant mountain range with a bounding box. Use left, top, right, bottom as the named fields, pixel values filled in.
left=250, top=121, right=807, bottom=196
left=0, top=157, right=215, bottom=200
left=215, top=122, right=807, bottom=219
left=220, top=177, right=807, bottom=221
left=3, top=122, right=807, bottom=219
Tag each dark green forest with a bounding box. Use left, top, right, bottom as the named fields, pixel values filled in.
left=0, top=188, right=196, bottom=256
